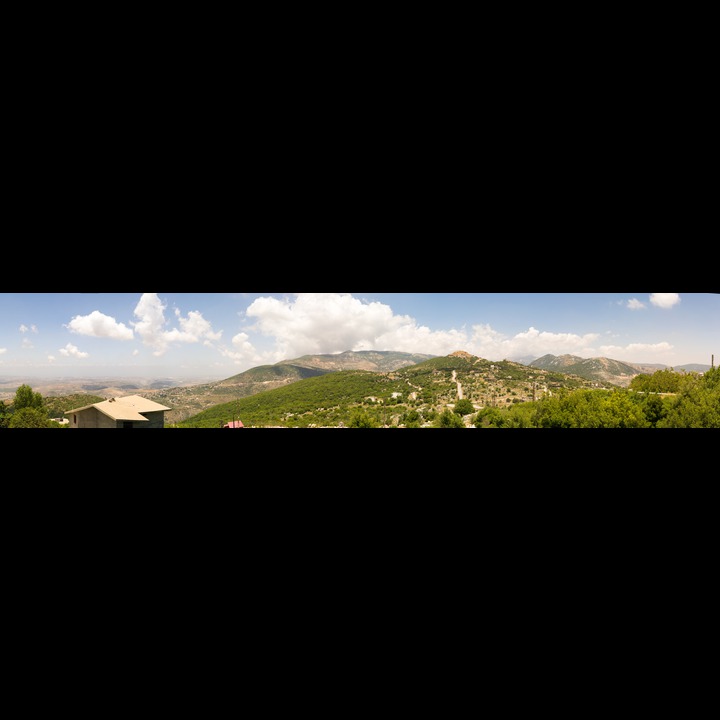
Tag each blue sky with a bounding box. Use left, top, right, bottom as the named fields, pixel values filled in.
left=0, top=293, right=717, bottom=378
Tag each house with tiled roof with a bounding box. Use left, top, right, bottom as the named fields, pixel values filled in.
left=65, top=395, right=171, bottom=429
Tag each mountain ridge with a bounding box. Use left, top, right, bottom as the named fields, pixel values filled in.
left=529, top=354, right=711, bottom=387
left=146, top=351, right=436, bottom=423
left=178, top=351, right=620, bottom=428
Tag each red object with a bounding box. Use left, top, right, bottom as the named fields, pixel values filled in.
left=223, top=420, right=245, bottom=428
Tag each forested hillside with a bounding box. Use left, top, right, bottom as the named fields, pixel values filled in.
left=177, top=352, right=671, bottom=429
left=476, top=366, right=719, bottom=428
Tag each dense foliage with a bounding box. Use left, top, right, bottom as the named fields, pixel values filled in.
left=629, top=369, right=686, bottom=394
left=0, top=386, right=107, bottom=428
left=177, top=371, right=410, bottom=428
left=9, top=407, right=52, bottom=428
left=3, top=385, right=53, bottom=428
left=475, top=368, right=720, bottom=429
left=14, top=384, right=44, bottom=411
left=175, top=363, right=719, bottom=429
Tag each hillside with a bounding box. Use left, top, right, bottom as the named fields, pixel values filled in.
left=531, top=354, right=646, bottom=387
left=279, top=350, right=436, bottom=372
left=674, top=363, right=712, bottom=374
left=530, top=355, right=712, bottom=387
left=178, top=351, right=616, bottom=428
left=144, top=351, right=433, bottom=424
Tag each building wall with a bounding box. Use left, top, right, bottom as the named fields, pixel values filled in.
left=140, top=411, right=165, bottom=429
left=70, top=408, right=117, bottom=429
left=69, top=408, right=166, bottom=428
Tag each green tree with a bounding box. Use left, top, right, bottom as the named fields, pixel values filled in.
left=348, top=410, right=380, bottom=428
left=659, top=368, right=720, bottom=428
left=474, top=407, right=505, bottom=428
left=13, top=384, right=45, bottom=412
left=402, top=409, right=422, bottom=428
left=435, top=409, right=465, bottom=428
left=535, top=390, right=649, bottom=428
left=8, top=407, right=52, bottom=428
left=636, top=393, right=670, bottom=427
left=0, top=401, right=9, bottom=429
left=453, top=399, right=475, bottom=416
left=630, top=369, right=686, bottom=394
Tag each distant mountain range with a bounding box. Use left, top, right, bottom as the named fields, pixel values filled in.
left=529, top=354, right=711, bottom=387
left=278, top=350, right=436, bottom=373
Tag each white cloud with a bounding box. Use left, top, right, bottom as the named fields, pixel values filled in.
left=59, top=343, right=89, bottom=359
left=470, top=325, right=601, bottom=360
left=650, top=293, right=681, bottom=309
left=67, top=310, right=134, bottom=340
left=165, top=310, right=223, bottom=344
left=132, top=293, right=223, bottom=356
left=243, top=293, right=605, bottom=363
left=627, top=298, right=646, bottom=310
left=246, top=293, right=427, bottom=359
left=133, top=350, right=140, bottom=356
left=22, top=338, right=34, bottom=349
left=599, top=342, right=674, bottom=361
left=48, top=355, right=55, bottom=362
left=0, top=348, right=7, bottom=355
left=217, top=332, right=263, bottom=367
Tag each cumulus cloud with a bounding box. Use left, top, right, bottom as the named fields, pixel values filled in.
left=48, top=355, right=55, bottom=362
left=21, top=338, right=34, bottom=349
left=67, top=310, right=134, bottom=340
left=0, top=348, right=7, bottom=355
left=471, top=326, right=602, bottom=360
left=132, top=293, right=223, bottom=356
left=243, top=293, right=605, bottom=363
left=59, top=343, right=89, bottom=359
left=165, top=310, right=223, bottom=344
left=19, top=324, right=38, bottom=334
left=650, top=293, right=681, bottom=309
left=599, top=342, right=674, bottom=360
left=246, top=293, right=427, bottom=359
left=218, top=332, right=264, bottom=366
left=627, top=298, right=646, bottom=310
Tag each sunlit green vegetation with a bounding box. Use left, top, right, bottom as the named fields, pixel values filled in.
left=174, top=362, right=719, bottom=429
left=474, top=368, right=720, bottom=429
left=177, top=371, right=410, bottom=428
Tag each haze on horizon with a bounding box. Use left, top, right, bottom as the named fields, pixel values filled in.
left=1, top=293, right=717, bottom=380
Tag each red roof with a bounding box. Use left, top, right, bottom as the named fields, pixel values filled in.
left=223, top=420, right=245, bottom=428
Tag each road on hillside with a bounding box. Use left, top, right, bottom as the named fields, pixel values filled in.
left=452, top=370, right=464, bottom=400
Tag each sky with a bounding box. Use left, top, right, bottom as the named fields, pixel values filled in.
left=0, top=293, right=717, bottom=379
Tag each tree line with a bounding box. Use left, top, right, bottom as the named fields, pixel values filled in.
left=473, top=367, right=719, bottom=428
left=0, top=385, right=56, bottom=428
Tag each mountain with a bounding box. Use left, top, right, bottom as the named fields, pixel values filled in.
left=675, top=364, right=712, bottom=373
left=626, top=362, right=668, bottom=375
left=145, top=351, right=434, bottom=424
left=279, top=350, right=436, bottom=373
left=178, top=351, right=617, bottom=428
left=531, top=354, right=649, bottom=387
left=530, top=355, right=712, bottom=387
